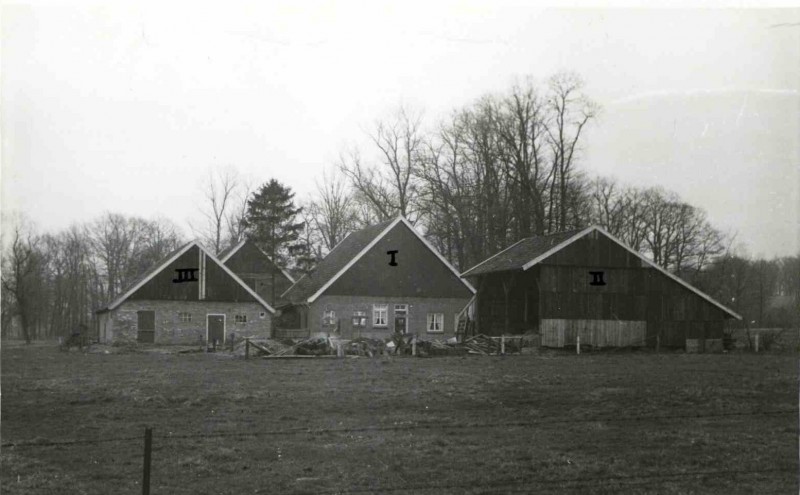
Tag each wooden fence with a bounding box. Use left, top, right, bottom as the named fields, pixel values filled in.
left=541, top=319, right=647, bottom=348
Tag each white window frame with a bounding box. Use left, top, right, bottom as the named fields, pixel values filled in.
left=373, top=304, right=388, bottom=327
left=352, top=310, right=367, bottom=327
left=234, top=314, right=247, bottom=324
left=427, top=313, right=444, bottom=333
left=394, top=304, right=408, bottom=314
left=323, top=310, right=336, bottom=326
left=178, top=312, right=192, bottom=323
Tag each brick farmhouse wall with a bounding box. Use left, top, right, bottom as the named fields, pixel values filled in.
left=101, top=300, right=271, bottom=345
left=308, top=295, right=470, bottom=340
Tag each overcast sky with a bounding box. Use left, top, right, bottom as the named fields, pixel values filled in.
left=2, top=3, right=798, bottom=258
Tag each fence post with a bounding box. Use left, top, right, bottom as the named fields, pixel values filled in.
left=412, top=336, right=417, bottom=357
left=577, top=335, right=581, bottom=355
left=245, top=338, right=250, bottom=360
left=142, top=427, right=152, bottom=495
left=501, top=335, right=506, bottom=355
left=755, top=333, right=759, bottom=353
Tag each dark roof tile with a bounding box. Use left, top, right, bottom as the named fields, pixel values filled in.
left=461, top=229, right=586, bottom=277
left=281, top=219, right=395, bottom=304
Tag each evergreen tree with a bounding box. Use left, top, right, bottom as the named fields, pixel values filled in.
left=242, top=179, right=306, bottom=303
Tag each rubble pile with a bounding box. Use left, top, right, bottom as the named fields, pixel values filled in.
left=235, top=333, right=525, bottom=359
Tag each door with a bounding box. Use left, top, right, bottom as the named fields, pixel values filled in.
left=393, top=304, right=408, bottom=334
left=137, top=310, right=155, bottom=343
left=207, top=314, right=225, bottom=345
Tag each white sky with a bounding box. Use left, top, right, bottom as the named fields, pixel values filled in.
left=2, top=3, right=799, bottom=257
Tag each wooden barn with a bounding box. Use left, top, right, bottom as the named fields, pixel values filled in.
left=95, top=241, right=275, bottom=345
left=278, top=216, right=475, bottom=340
left=461, top=226, right=741, bottom=349
left=218, top=238, right=295, bottom=307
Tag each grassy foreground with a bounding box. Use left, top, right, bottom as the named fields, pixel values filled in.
left=1, top=343, right=797, bottom=494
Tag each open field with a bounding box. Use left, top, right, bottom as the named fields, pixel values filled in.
left=1, top=343, right=797, bottom=494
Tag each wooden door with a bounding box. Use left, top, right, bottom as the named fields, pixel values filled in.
left=394, top=315, right=407, bottom=334
left=137, top=310, right=155, bottom=343
left=207, top=314, right=225, bottom=345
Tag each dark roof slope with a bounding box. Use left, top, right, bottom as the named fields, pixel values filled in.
left=281, top=219, right=395, bottom=305
left=461, top=229, right=586, bottom=277
left=217, top=242, right=238, bottom=260
left=96, top=241, right=194, bottom=312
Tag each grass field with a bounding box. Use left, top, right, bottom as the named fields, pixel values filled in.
left=1, top=343, right=797, bottom=494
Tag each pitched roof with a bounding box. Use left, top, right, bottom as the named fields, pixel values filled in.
left=461, top=228, right=588, bottom=277
left=96, top=240, right=276, bottom=313
left=219, top=238, right=296, bottom=283
left=281, top=216, right=475, bottom=305
left=216, top=242, right=238, bottom=261
left=461, top=225, right=741, bottom=320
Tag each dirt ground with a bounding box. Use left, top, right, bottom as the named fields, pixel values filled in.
left=1, top=342, right=797, bottom=494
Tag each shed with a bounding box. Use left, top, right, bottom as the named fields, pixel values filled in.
left=461, top=226, right=741, bottom=348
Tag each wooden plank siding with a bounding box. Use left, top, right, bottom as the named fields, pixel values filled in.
left=128, top=245, right=260, bottom=304
left=540, top=319, right=646, bottom=348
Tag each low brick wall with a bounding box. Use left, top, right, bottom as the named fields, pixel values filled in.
left=106, top=300, right=271, bottom=345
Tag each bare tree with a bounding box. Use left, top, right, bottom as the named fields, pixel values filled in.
left=306, top=168, right=358, bottom=252
left=192, top=167, right=241, bottom=254
left=340, top=106, right=425, bottom=223
left=545, top=72, right=599, bottom=232
left=1, top=216, right=46, bottom=343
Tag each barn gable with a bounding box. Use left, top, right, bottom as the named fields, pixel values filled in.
left=464, top=226, right=740, bottom=320
left=220, top=239, right=295, bottom=284
left=220, top=239, right=295, bottom=305
left=325, top=219, right=475, bottom=299
left=104, top=241, right=275, bottom=313
left=281, top=216, right=475, bottom=304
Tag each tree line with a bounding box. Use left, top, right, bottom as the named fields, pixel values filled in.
left=3, top=73, right=797, bottom=341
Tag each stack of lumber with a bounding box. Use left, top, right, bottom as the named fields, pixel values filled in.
left=463, top=334, right=502, bottom=355
left=419, top=340, right=468, bottom=356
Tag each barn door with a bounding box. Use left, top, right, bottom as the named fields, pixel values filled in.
left=207, top=314, right=225, bottom=345
left=137, top=311, right=155, bottom=343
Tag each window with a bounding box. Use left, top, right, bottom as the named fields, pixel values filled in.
left=394, top=304, right=407, bottom=314
left=323, top=310, right=336, bottom=326
left=373, top=304, right=388, bottom=327
left=352, top=311, right=367, bottom=327
left=427, top=313, right=444, bottom=333
left=234, top=314, right=247, bottom=324
left=178, top=312, right=192, bottom=323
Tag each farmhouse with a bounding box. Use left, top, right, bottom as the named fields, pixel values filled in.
left=461, top=226, right=741, bottom=349
left=96, top=241, right=275, bottom=345
left=277, top=216, right=475, bottom=340
left=218, top=238, right=295, bottom=307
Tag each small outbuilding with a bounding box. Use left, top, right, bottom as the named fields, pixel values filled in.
left=461, top=226, right=741, bottom=349
left=96, top=241, right=275, bottom=345
left=218, top=238, right=295, bottom=307
left=278, top=216, right=475, bottom=340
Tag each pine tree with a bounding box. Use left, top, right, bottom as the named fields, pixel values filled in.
left=242, top=179, right=305, bottom=304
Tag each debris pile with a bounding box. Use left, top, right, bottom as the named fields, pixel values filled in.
left=345, top=337, right=387, bottom=357
left=462, top=334, right=523, bottom=355
left=234, top=333, right=525, bottom=359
